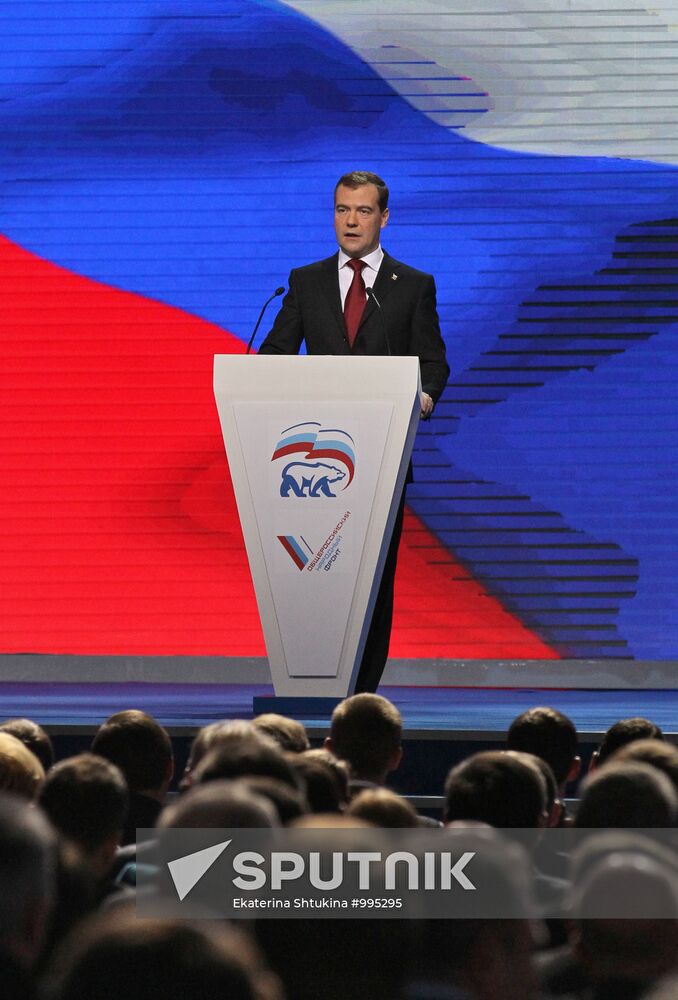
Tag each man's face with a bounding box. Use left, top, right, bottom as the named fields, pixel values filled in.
left=334, top=183, right=389, bottom=258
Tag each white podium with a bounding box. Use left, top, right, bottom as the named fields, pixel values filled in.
left=213, top=355, right=420, bottom=704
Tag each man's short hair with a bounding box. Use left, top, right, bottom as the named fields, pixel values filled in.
left=0, top=718, right=54, bottom=773
left=330, top=694, right=402, bottom=781
left=47, top=912, right=278, bottom=1000
left=252, top=713, right=310, bottom=753
left=0, top=732, right=45, bottom=800
left=507, top=706, right=578, bottom=786
left=38, top=754, right=128, bottom=852
left=192, top=732, right=300, bottom=791
left=91, top=710, right=172, bottom=794
left=575, top=761, right=678, bottom=828
left=302, top=749, right=350, bottom=805
left=597, top=717, right=663, bottom=766
left=348, top=788, right=419, bottom=828
left=335, top=171, right=389, bottom=212
left=444, top=750, right=546, bottom=827
left=612, top=739, right=678, bottom=797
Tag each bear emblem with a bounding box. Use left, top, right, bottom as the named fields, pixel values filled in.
left=280, top=462, right=346, bottom=498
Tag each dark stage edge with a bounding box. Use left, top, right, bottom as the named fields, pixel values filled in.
left=0, top=682, right=677, bottom=739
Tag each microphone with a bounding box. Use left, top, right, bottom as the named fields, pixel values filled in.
left=365, top=287, right=392, bottom=356
left=246, top=286, right=285, bottom=354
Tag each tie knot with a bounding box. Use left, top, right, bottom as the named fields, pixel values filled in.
left=347, top=258, right=366, bottom=274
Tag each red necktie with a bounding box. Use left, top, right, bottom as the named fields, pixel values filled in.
left=343, top=258, right=367, bottom=347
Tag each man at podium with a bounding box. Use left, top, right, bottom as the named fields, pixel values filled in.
left=259, top=170, right=449, bottom=693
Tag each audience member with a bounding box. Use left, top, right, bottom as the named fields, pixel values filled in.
left=408, top=828, right=540, bottom=1000
left=45, top=911, right=283, bottom=1000
left=0, top=793, right=55, bottom=970
left=0, top=732, right=45, bottom=800
left=575, top=760, right=678, bottom=828
left=284, top=754, right=342, bottom=814
left=302, top=748, right=350, bottom=805
left=179, top=720, right=254, bottom=791
left=444, top=750, right=547, bottom=829
left=347, top=787, right=419, bottom=828
left=507, top=707, right=580, bottom=805
left=567, top=836, right=678, bottom=1000
left=0, top=718, right=54, bottom=773
left=38, top=754, right=129, bottom=888
left=607, top=738, right=678, bottom=797
left=253, top=713, right=310, bottom=753
left=326, top=693, right=402, bottom=791
left=193, top=730, right=301, bottom=791
left=92, top=710, right=173, bottom=845
left=591, top=716, right=663, bottom=770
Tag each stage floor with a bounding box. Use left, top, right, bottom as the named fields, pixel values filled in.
left=0, top=682, right=675, bottom=739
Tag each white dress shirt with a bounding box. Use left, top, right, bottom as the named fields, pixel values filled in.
left=337, top=245, right=384, bottom=309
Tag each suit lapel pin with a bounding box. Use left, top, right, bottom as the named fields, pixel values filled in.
left=391, top=273, right=398, bottom=281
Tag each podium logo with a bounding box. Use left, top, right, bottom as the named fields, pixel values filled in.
left=272, top=422, right=355, bottom=498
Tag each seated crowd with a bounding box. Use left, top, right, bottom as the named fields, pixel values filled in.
left=0, top=700, right=678, bottom=1000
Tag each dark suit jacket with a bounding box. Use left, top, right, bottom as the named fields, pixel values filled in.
left=259, top=251, right=450, bottom=403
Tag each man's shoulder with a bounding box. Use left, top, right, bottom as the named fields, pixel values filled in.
left=291, top=254, right=337, bottom=276
left=384, top=253, right=434, bottom=283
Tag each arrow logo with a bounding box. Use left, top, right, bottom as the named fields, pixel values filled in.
left=167, top=840, right=231, bottom=901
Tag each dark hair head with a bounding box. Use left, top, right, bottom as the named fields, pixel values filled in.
left=0, top=718, right=54, bottom=772
left=597, top=717, right=663, bottom=766
left=507, top=707, right=578, bottom=785
left=38, top=754, right=128, bottom=852
left=335, top=171, right=389, bottom=212
left=284, top=755, right=342, bottom=815
left=92, top=710, right=172, bottom=794
left=46, top=912, right=278, bottom=1000
left=575, top=760, right=678, bottom=829
left=193, top=732, right=300, bottom=791
left=330, top=694, right=402, bottom=783
left=252, top=714, right=310, bottom=753
left=302, top=749, right=350, bottom=805
left=348, top=788, right=419, bottom=829
left=444, top=750, right=546, bottom=828
left=612, top=739, right=678, bottom=797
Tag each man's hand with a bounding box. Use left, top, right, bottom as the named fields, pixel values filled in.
left=420, top=392, right=434, bottom=420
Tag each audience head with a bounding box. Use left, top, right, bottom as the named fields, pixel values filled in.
left=180, top=721, right=254, bottom=791
left=91, top=710, right=173, bottom=799
left=46, top=911, right=282, bottom=1000
left=593, top=717, right=664, bottom=769
left=0, top=718, right=54, bottom=773
left=327, top=694, right=402, bottom=784
left=284, top=754, right=342, bottom=814
left=159, top=780, right=278, bottom=829
left=575, top=760, right=678, bottom=828
left=303, top=748, right=350, bottom=805
left=444, top=750, right=547, bottom=828
left=0, top=732, right=45, bottom=801
left=38, top=754, right=128, bottom=877
left=569, top=835, right=678, bottom=989
left=347, top=787, right=419, bottom=828
left=608, top=739, right=678, bottom=798
left=507, top=706, right=580, bottom=789
left=411, top=828, right=539, bottom=1000
left=0, top=793, right=55, bottom=966
left=193, top=731, right=300, bottom=791
left=252, top=713, right=310, bottom=753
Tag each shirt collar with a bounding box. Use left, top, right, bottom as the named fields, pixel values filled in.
left=338, top=245, right=384, bottom=272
